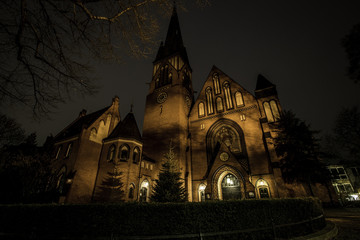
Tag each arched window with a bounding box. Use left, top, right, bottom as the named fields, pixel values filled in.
left=213, top=73, right=221, bottom=94
left=107, top=144, right=116, bottom=162
left=206, top=87, right=214, bottom=114
left=89, top=127, right=97, bottom=141
left=119, top=144, right=130, bottom=161
left=128, top=184, right=135, bottom=199
left=270, top=100, right=280, bottom=121
left=168, top=73, right=172, bottom=84
left=256, top=179, right=270, bottom=198
left=216, top=97, right=224, bottom=112
left=198, top=102, right=205, bottom=117
left=133, top=147, right=140, bottom=164
left=235, top=92, right=244, bottom=107
left=55, top=145, right=62, bottom=159
left=140, top=180, right=149, bottom=202
left=198, top=184, right=206, bottom=202
left=155, top=78, right=160, bottom=88
left=65, top=142, right=73, bottom=158
left=264, top=102, right=274, bottom=123
left=56, top=166, right=67, bottom=194
left=223, top=82, right=233, bottom=109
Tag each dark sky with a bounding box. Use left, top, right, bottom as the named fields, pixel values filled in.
left=3, top=0, right=360, bottom=145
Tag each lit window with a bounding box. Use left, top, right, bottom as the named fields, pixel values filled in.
left=146, top=163, right=149, bottom=169
left=240, top=114, right=246, bottom=121
left=65, top=142, right=72, bottom=158
left=119, top=144, right=130, bottom=161
left=133, top=147, right=140, bottom=164
left=150, top=165, right=153, bottom=171
left=256, top=179, right=270, bottom=198
left=223, top=82, right=233, bottom=109
left=270, top=100, right=280, bottom=121
left=141, top=161, right=145, bottom=168
left=107, top=144, right=116, bottom=162
left=199, top=184, right=206, bottom=202
left=213, top=73, right=221, bottom=94
left=264, top=102, right=274, bottom=123
left=206, top=87, right=214, bottom=114
left=235, top=92, right=244, bottom=107
left=55, top=145, right=62, bottom=159
left=216, top=97, right=224, bottom=112
left=198, top=102, right=205, bottom=117
left=200, top=124, right=205, bottom=130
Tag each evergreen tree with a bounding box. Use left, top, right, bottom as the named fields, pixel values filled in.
left=274, top=110, right=330, bottom=197
left=97, top=167, right=125, bottom=202
left=151, top=141, right=187, bottom=202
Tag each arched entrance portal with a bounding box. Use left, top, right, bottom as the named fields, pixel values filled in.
left=140, top=180, right=149, bottom=202
left=221, top=173, right=241, bottom=200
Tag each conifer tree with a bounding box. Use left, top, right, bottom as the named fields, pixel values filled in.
left=151, top=140, right=187, bottom=202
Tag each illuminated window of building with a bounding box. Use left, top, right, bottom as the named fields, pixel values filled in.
left=133, top=147, right=140, bottom=164
left=119, top=144, right=130, bottom=161
left=128, top=184, right=135, bottom=199
left=235, top=92, right=244, bottom=107
left=146, top=163, right=149, bottom=169
left=213, top=73, right=221, bottom=94
left=140, top=180, right=149, bottom=202
left=333, top=183, right=353, bottom=194
left=329, top=167, right=348, bottom=180
left=141, top=161, right=145, bottom=168
left=240, top=114, right=246, bottom=121
left=200, top=124, right=205, bottom=130
left=256, top=179, right=270, bottom=198
left=263, top=102, right=274, bottom=123
left=65, top=142, right=73, bottom=158
left=150, top=164, right=153, bottom=170
left=55, top=145, right=62, bottom=159
left=198, top=102, right=205, bottom=117
left=270, top=100, right=280, bottom=121
left=107, top=144, right=116, bottom=162
left=223, top=82, right=233, bottom=109
left=206, top=87, right=214, bottom=114
left=216, top=97, right=224, bottom=112
left=198, top=184, right=206, bottom=202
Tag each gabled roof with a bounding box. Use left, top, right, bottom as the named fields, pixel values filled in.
left=106, top=112, right=142, bottom=142
left=54, top=106, right=109, bottom=142
left=154, top=6, right=190, bottom=65
left=255, top=74, right=275, bottom=90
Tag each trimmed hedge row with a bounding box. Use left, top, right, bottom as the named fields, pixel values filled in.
left=0, top=197, right=325, bottom=239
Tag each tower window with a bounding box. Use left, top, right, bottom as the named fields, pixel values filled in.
left=223, top=82, right=233, bottom=109
left=216, top=97, right=224, bottom=112
left=235, top=92, right=244, bottom=107
left=263, top=100, right=280, bottom=123
left=198, top=102, right=205, bottom=117
left=206, top=87, right=214, bottom=114
left=213, top=73, right=221, bottom=95
left=133, top=147, right=140, bottom=164
left=107, top=144, right=116, bottom=162
left=119, top=144, right=130, bottom=161
left=65, top=142, right=73, bottom=158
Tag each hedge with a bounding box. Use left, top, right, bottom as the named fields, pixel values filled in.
left=0, top=197, right=325, bottom=240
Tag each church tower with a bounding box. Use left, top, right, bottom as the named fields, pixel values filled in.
left=142, top=7, right=193, bottom=193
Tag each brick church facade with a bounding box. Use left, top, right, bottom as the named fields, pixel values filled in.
left=51, top=7, right=331, bottom=203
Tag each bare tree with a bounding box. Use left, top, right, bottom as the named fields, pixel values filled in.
left=0, top=0, right=209, bottom=117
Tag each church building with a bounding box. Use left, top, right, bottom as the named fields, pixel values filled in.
left=51, top=7, right=331, bottom=203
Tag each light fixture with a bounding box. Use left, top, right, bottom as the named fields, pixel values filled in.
left=258, top=179, right=266, bottom=186
left=199, top=184, right=206, bottom=191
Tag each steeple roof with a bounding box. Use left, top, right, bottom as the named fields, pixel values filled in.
left=255, top=74, right=275, bottom=90
left=106, top=111, right=142, bottom=142
left=154, top=6, right=189, bottom=64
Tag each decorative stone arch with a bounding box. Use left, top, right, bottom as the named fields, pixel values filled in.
left=206, top=118, right=248, bottom=169
left=211, top=165, right=246, bottom=200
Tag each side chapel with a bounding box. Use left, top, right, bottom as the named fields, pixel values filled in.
left=51, top=7, right=332, bottom=203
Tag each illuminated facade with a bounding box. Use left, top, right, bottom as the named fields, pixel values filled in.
left=52, top=7, right=332, bottom=203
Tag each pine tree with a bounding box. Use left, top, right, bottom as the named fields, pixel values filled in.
left=151, top=140, right=187, bottom=202
left=97, top=167, right=124, bottom=202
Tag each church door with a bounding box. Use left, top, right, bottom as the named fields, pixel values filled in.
left=140, top=187, right=147, bottom=202
left=221, top=174, right=241, bottom=200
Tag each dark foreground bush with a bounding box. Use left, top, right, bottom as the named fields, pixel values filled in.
left=0, top=197, right=325, bottom=240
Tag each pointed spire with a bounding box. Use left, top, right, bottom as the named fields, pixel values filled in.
left=154, top=6, right=189, bottom=64
left=255, top=74, right=277, bottom=98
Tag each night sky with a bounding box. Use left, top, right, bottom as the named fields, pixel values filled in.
left=3, top=0, right=360, bottom=145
